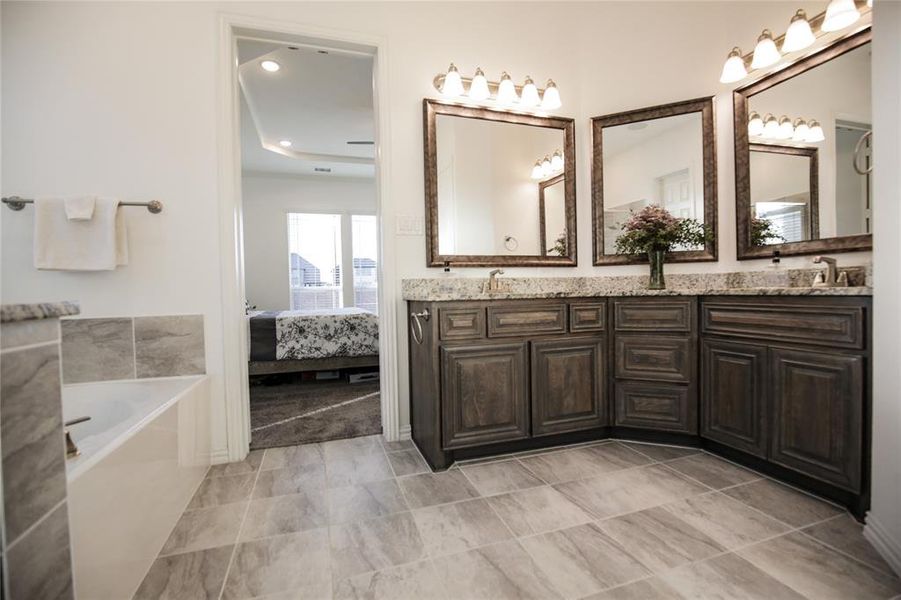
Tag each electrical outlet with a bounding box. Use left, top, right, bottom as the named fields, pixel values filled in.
left=396, top=215, right=424, bottom=236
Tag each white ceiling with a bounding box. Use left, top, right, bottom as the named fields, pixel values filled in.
left=238, top=39, right=375, bottom=179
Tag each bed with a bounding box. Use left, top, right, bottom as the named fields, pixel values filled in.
left=248, top=308, right=379, bottom=375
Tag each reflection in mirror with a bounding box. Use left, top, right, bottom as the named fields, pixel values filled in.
left=592, top=97, right=717, bottom=264
left=736, top=29, right=872, bottom=258
left=424, top=100, right=576, bottom=267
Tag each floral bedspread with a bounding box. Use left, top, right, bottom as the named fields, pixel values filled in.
left=248, top=308, right=379, bottom=361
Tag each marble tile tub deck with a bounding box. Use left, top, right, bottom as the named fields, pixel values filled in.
left=135, top=436, right=900, bottom=600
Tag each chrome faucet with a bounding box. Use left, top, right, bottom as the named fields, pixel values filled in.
left=64, top=416, right=91, bottom=458
left=812, top=256, right=848, bottom=287
left=488, top=269, right=505, bottom=292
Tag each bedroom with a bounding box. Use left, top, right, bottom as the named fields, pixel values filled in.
left=239, top=38, right=381, bottom=449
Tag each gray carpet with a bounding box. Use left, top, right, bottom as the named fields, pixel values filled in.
left=249, top=378, right=381, bottom=449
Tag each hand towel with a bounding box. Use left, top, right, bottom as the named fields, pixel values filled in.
left=64, top=196, right=96, bottom=220
left=34, top=197, right=129, bottom=270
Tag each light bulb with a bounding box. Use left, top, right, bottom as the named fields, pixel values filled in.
left=541, top=156, right=552, bottom=177
left=822, top=0, right=860, bottom=32
left=867, top=0, right=873, bottom=6
left=748, top=111, right=765, bottom=136
left=541, top=79, right=562, bottom=110
left=751, top=30, right=781, bottom=69
left=496, top=72, right=518, bottom=106
left=531, top=161, right=544, bottom=179
left=520, top=76, right=540, bottom=108
left=777, top=115, right=794, bottom=140
left=792, top=118, right=810, bottom=142
left=719, top=47, right=748, bottom=83
left=762, top=114, right=780, bottom=138
left=469, top=67, right=490, bottom=101
left=261, top=60, right=280, bottom=72
left=782, top=10, right=816, bottom=53
left=806, top=120, right=825, bottom=142
left=442, top=63, right=464, bottom=98
left=551, top=150, right=564, bottom=171
left=279, top=140, right=292, bottom=148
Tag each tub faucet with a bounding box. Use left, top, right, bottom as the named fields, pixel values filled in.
left=812, top=256, right=848, bottom=287
left=64, top=416, right=91, bottom=458
left=488, top=269, right=505, bottom=292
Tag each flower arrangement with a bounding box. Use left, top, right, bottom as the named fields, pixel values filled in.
left=614, top=205, right=709, bottom=290
left=549, top=232, right=567, bottom=257
left=750, top=216, right=784, bottom=246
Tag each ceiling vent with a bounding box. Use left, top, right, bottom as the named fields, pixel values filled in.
left=347, top=141, right=374, bottom=145
left=314, top=167, right=332, bottom=173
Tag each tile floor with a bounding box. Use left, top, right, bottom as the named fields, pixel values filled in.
left=134, top=436, right=901, bottom=600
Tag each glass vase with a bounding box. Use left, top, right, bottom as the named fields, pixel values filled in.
left=648, top=249, right=666, bottom=290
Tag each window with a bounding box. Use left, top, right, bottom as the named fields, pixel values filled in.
left=287, top=213, right=378, bottom=313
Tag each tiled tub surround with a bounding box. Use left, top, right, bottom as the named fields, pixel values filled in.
left=136, top=435, right=901, bottom=599
left=401, top=265, right=872, bottom=301
left=60, top=314, right=205, bottom=383
left=0, top=303, right=78, bottom=600
left=66, top=375, right=211, bottom=599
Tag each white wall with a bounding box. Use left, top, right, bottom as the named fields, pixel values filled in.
left=866, top=0, right=901, bottom=576
left=0, top=1, right=875, bottom=461
left=242, top=174, right=375, bottom=311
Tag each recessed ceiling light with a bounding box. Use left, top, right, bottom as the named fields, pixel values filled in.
left=261, top=60, right=280, bottom=72
left=279, top=140, right=292, bottom=148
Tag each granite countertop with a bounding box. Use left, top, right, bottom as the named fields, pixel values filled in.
left=402, top=267, right=873, bottom=302
left=0, top=301, right=80, bottom=323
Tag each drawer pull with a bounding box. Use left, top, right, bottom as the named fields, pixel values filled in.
left=411, top=309, right=431, bottom=345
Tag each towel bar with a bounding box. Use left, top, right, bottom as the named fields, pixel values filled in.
left=2, top=196, right=163, bottom=214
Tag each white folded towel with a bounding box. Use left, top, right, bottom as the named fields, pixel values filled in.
left=64, top=196, right=96, bottom=220
left=34, top=197, right=129, bottom=271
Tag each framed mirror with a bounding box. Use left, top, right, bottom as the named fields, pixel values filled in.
left=591, top=97, right=717, bottom=265
left=423, top=99, right=576, bottom=267
left=734, top=28, right=871, bottom=259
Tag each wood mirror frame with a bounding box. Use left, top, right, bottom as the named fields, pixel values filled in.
left=749, top=143, right=820, bottom=242
left=423, top=99, right=577, bottom=267
left=591, top=97, right=718, bottom=265
left=734, top=27, right=872, bottom=260
left=539, top=173, right=565, bottom=256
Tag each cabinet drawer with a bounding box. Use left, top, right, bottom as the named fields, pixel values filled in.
left=569, top=302, right=606, bottom=332
left=439, top=307, right=485, bottom=340
left=701, top=301, right=864, bottom=349
left=615, top=381, right=696, bottom=434
left=613, top=299, right=693, bottom=333
left=615, top=335, right=693, bottom=383
left=487, top=304, right=566, bottom=338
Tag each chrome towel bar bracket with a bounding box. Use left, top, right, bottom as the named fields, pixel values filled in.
left=2, top=196, right=163, bottom=214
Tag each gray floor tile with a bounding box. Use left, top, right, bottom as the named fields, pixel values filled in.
left=520, top=522, right=651, bottom=598
left=577, top=442, right=653, bottom=471
left=723, top=478, right=842, bottom=527
left=323, top=435, right=383, bottom=462
left=662, top=491, right=790, bottom=550
left=134, top=545, right=233, bottom=600
left=206, top=450, right=264, bottom=479
left=187, top=473, right=254, bottom=509
left=222, top=528, right=331, bottom=599
left=329, top=512, right=426, bottom=581
left=461, top=459, right=545, bottom=496
left=333, top=560, right=443, bottom=600
left=253, top=463, right=326, bottom=499
left=802, top=514, right=897, bottom=575
left=584, top=577, right=681, bottom=600
left=387, top=448, right=430, bottom=477
left=261, top=443, right=324, bottom=470
left=664, top=453, right=760, bottom=489
left=738, top=531, right=901, bottom=599
left=620, top=441, right=700, bottom=462
left=554, top=464, right=707, bottom=520
left=239, top=491, right=328, bottom=541
left=413, top=497, right=513, bottom=556
left=160, top=503, right=245, bottom=556
left=397, top=470, right=479, bottom=509
left=594, top=505, right=725, bottom=572
left=327, top=452, right=394, bottom=489
left=487, top=485, right=593, bottom=537
left=328, top=479, right=409, bottom=524
left=660, top=552, right=805, bottom=599
left=518, top=447, right=615, bottom=484
left=432, top=540, right=563, bottom=600
left=380, top=437, right=415, bottom=453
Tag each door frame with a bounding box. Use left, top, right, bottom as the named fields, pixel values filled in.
left=216, top=13, right=399, bottom=462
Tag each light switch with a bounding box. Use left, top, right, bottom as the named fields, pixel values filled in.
left=396, top=215, right=424, bottom=236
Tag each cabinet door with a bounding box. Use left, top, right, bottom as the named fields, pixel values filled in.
left=701, top=339, right=768, bottom=457
left=441, top=342, right=530, bottom=449
left=770, top=347, right=863, bottom=492
left=531, top=337, right=606, bottom=436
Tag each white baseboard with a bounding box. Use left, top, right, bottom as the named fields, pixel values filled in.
left=209, top=447, right=231, bottom=465
left=398, top=424, right=411, bottom=440
left=864, top=513, right=901, bottom=577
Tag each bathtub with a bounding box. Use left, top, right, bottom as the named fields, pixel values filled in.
left=65, top=376, right=211, bottom=600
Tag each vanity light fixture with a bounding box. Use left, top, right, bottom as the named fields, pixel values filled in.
left=806, top=119, right=826, bottom=142
left=777, top=115, right=795, bottom=139
left=496, top=72, right=518, bottom=106
left=520, top=76, right=540, bottom=108
left=541, top=155, right=553, bottom=177
left=782, top=10, right=816, bottom=52
left=792, top=118, right=811, bottom=141
left=719, top=47, right=748, bottom=84
left=751, top=29, right=781, bottom=69
left=469, top=67, right=491, bottom=101
left=751, top=113, right=824, bottom=143
left=748, top=111, right=765, bottom=137
left=822, top=0, right=860, bottom=32
left=432, top=65, right=562, bottom=111
left=279, top=140, right=292, bottom=148
left=531, top=161, right=544, bottom=180
left=541, top=80, right=562, bottom=110
left=762, top=113, right=780, bottom=138
left=442, top=63, right=465, bottom=98
left=530, top=150, right=564, bottom=179
left=550, top=149, right=564, bottom=171
left=260, top=60, right=281, bottom=72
